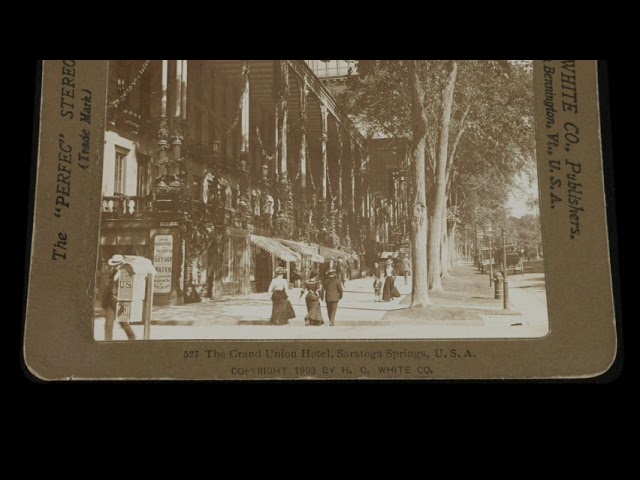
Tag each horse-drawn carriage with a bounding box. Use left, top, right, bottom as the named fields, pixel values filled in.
left=499, top=245, right=525, bottom=273
left=476, top=245, right=524, bottom=274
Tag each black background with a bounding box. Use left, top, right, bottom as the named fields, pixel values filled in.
left=12, top=46, right=629, bottom=432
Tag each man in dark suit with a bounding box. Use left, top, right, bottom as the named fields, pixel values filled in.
left=322, top=269, right=343, bottom=326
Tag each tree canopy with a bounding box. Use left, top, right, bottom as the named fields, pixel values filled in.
left=337, top=60, right=538, bottom=289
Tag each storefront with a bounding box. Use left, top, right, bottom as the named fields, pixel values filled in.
left=208, top=227, right=252, bottom=298
left=249, top=234, right=300, bottom=292
left=278, top=239, right=324, bottom=284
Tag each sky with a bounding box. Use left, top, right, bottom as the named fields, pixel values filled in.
left=507, top=171, right=540, bottom=218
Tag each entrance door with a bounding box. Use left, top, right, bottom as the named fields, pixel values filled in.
left=254, top=249, right=272, bottom=292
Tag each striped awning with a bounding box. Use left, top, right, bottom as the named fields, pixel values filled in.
left=249, top=234, right=300, bottom=263
left=279, top=239, right=325, bottom=263
left=318, top=245, right=346, bottom=261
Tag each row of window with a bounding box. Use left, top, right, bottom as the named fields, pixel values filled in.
left=113, top=148, right=150, bottom=196
left=305, top=60, right=356, bottom=78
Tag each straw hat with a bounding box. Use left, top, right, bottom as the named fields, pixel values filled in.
left=107, top=254, right=125, bottom=267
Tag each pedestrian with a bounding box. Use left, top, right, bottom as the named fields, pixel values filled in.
left=401, top=253, right=412, bottom=286
left=372, top=261, right=381, bottom=279
left=373, top=276, right=382, bottom=302
left=290, top=264, right=302, bottom=288
left=102, top=255, right=136, bottom=341
left=267, top=267, right=296, bottom=325
left=322, top=268, right=343, bottom=326
left=335, top=257, right=344, bottom=286
left=382, top=258, right=400, bottom=302
left=184, top=283, right=202, bottom=304
left=300, top=270, right=324, bottom=326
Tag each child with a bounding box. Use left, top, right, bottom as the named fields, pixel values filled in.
left=373, top=277, right=382, bottom=302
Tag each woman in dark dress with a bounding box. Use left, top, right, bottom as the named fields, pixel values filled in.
left=382, top=258, right=399, bottom=302
left=268, top=267, right=295, bottom=325
left=301, top=271, right=324, bottom=326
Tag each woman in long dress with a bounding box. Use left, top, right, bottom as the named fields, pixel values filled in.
left=382, top=258, right=397, bottom=302
left=300, top=271, right=324, bottom=326
left=268, top=267, right=295, bottom=325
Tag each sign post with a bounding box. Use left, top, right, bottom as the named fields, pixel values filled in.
left=153, top=234, right=174, bottom=294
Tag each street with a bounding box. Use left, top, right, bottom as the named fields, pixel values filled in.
left=94, top=262, right=548, bottom=341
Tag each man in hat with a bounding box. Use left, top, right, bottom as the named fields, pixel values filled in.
left=322, top=268, right=343, bottom=326
left=101, top=254, right=136, bottom=341
left=401, top=253, right=412, bottom=286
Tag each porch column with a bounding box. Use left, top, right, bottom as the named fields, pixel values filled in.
left=274, top=60, right=289, bottom=176
left=336, top=125, right=343, bottom=208
left=241, top=62, right=250, bottom=154
left=161, top=60, right=168, bottom=118
left=175, top=59, right=182, bottom=119
left=320, top=104, right=328, bottom=199
left=181, top=60, right=188, bottom=120
left=156, top=60, right=170, bottom=184
left=298, top=75, right=308, bottom=189
left=350, top=140, right=356, bottom=213
left=172, top=60, right=183, bottom=170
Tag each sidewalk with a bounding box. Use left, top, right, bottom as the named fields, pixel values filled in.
left=382, top=261, right=549, bottom=338
left=94, top=263, right=548, bottom=340
left=94, top=275, right=412, bottom=340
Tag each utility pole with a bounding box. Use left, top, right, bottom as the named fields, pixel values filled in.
left=487, top=224, right=494, bottom=287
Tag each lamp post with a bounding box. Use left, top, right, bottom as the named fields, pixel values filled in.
left=474, top=223, right=478, bottom=267
left=502, top=214, right=509, bottom=310
left=477, top=231, right=484, bottom=273
left=486, top=224, right=494, bottom=286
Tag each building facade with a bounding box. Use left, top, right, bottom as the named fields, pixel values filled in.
left=366, top=138, right=411, bottom=262
left=98, top=60, right=371, bottom=306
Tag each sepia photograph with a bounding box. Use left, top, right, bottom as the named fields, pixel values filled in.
left=94, top=60, right=548, bottom=341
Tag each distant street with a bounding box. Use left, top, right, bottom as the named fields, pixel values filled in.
left=95, top=261, right=548, bottom=340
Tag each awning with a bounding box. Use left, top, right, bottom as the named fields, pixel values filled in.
left=380, top=251, right=399, bottom=259
left=318, top=245, right=346, bottom=261
left=249, top=234, right=300, bottom=263
left=279, top=239, right=325, bottom=263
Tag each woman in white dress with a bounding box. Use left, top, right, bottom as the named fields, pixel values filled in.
left=268, top=267, right=295, bottom=325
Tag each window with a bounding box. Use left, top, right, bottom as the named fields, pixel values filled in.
left=306, top=60, right=355, bottom=78
left=223, top=237, right=236, bottom=283
left=193, top=175, right=202, bottom=201
left=114, top=148, right=128, bottom=195
left=137, top=153, right=150, bottom=196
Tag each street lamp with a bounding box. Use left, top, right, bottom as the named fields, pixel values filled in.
left=486, top=224, right=494, bottom=286
left=477, top=231, right=484, bottom=272
left=474, top=223, right=478, bottom=266
left=502, top=214, right=510, bottom=310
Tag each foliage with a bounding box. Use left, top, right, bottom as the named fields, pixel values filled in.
left=175, top=181, right=216, bottom=258
left=505, top=214, right=542, bottom=250
left=339, top=60, right=536, bottom=254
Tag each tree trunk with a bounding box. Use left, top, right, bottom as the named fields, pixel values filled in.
left=427, top=61, right=457, bottom=291
left=440, top=205, right=449, bottom=277
left=449, top=221, right=457, bottom=269
left=441, top=220, right=449, bottom=277
left=407, top=60, right=430, bottom=307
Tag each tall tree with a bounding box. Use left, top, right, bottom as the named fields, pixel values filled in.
left=407, top=60, right=430, bottom=307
